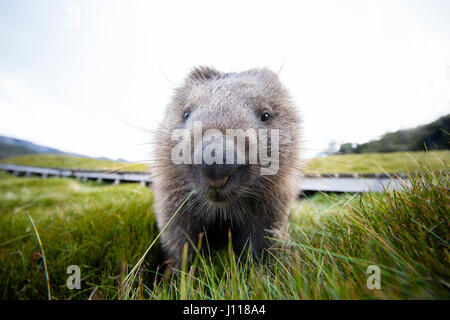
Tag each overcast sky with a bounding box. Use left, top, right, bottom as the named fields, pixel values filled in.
left=1, top=0, right=449, bottom=162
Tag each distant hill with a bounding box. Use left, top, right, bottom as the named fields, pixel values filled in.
left=339, top=114, right=449, bottom=154
left=0, top=135, right=107, bottom=160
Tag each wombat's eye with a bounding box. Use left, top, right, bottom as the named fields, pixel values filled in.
left=261, top=112, right=270, bottom=122
left=183, top=111, right=191, bottom=120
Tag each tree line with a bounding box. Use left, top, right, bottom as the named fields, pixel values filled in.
left=338, top=114, right=449, bottom=154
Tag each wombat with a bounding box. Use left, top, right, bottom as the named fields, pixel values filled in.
left=151, top=66, right=302, bottom=267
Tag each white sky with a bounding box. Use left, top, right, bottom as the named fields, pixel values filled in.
left=1, top=0, right=449, bottom=161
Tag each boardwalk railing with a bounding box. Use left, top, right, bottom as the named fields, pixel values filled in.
left=0, top=163, right=412, bottom=193
left=0, top=164, right=151, bottom=186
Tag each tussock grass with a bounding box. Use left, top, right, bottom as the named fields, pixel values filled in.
left=0, top=173, right=158, bottom=299
left=0, top=165, right=448, bottom=299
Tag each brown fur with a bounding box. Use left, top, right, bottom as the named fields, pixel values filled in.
left=151, top=66, right=302, bottom=267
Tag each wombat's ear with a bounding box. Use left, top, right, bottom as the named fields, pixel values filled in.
left=188, top=66, right=221, bottom=82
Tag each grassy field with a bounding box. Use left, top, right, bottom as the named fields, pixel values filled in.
left=0, top=154, right=148, bottom=172
left=305, top=150, right=449, bottom=174
left=0, top=164, right=448, bottom=299
left=1, top=150, right=449, bottom=174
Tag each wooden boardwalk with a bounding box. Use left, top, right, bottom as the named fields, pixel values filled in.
left=0, top=163, right=411, bottom=193
left=301, top=176, right=410, bottom=193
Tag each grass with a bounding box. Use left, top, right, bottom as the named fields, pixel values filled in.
left=27, top=214, right=51, bottom=299
left=0, top=173, right=159, bottom=299
left=0, top=154, right=148, bottom=172
left=305, top=150, right=449, bottom=174
left=1, top=150, right=449, bottom=175
left=0, top=163, right=448, bottom=299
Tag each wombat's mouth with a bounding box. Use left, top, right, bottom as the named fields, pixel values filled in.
left=205, top=188, right=232, bottom=203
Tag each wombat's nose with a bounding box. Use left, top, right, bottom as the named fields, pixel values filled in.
left=198, top=164, right=237, bottom=189
left=193, top=134, right=242, bottom=189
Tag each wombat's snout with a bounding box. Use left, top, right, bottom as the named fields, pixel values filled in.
left=196, top=163, right=238, bottom=189
left=192, top=137, right=243, bottom=190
